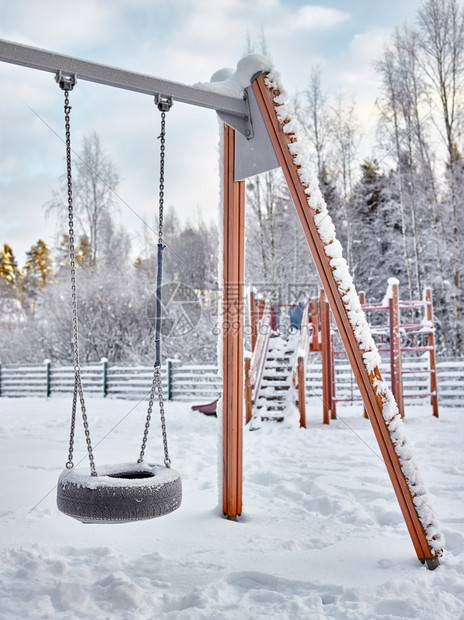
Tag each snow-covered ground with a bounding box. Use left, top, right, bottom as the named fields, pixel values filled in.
left=0, top=396, right=463, bottom=619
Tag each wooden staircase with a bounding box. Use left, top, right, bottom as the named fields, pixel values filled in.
left=252, top=334, right=298, bottom=425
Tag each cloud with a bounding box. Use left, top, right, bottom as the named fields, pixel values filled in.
left=292, top=5, right=350, bottom=31
left=2, top=0, right=121, bottom=51
left=0, top=0, right=418, bottom=266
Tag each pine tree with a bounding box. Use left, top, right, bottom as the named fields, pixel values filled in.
left=75, top=234, right=92, bottom=268
left=24, top=239, right=54, bottom=288
left=0, top=244, right=22, bottom=296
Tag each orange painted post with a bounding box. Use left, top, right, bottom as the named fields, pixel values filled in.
left=250, top=288, right=258, bottom=352
left=320, top=290, right=331, bottom=425
left=252, top=73, right=441, bottom=567
left=222, top=124, right=245, bottom=519
left=244, top=355, right=252, bottom=424
left=294, top=299, right=310, bottom=428
left=330, top=311, right=337, bottom=420
left=257, top=297, right=265, bottom=321
left=310, top=297, right=320, bottom=352
left=297, top=356, right=306, bottom=428
left=389, top=282, right=404, bottom=418
left=425, top=287, right=439, bottom=418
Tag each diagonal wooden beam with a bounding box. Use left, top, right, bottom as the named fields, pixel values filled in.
left=252, top=72, right=441, bottom=568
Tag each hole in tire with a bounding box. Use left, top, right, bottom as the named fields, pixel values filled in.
left=108, top=471, right=155, bottom=480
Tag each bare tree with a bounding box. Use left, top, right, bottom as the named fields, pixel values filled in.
left=330, top=90, right=361, bottom=272
left=417, top=0, right=464, bottom=352
left=303, top=65, right=331, bottom=180
left=48, top=132, right=121, bottom=267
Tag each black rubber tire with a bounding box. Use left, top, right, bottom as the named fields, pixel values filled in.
left=56, top=462, right=182, bottom=523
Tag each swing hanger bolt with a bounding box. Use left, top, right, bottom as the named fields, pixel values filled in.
left=155, top=93, right=173, bottom=112
left=55, top=70, right=77, bottom=91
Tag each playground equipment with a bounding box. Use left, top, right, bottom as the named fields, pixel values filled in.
left=55, top=70, right=181, bottom=523
left=317, top=280, right=439, bottom=423
left=191, top=400, right=219, bottom=416
left=246, top=279, right=439, bottom=427
left=0, top=39, right=443, bottom=567
left=250, top=281, right=439, bottom=426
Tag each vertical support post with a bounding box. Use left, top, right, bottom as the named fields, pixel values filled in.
left=0, top=361, right=3, bottom=397
left=257, top=297, right=265, bottom=321
left=320, top=290, right=331, bottom=425
left=45, top=359, right=51, bottom=398
left=389, top=282, right=404, bottom=417
left=330, top=311, right=337, bottom=420
left=425, top=288, right=439, bottom=418
left=297, top=356, right=307, bottom=428
left=244, top=355, right=252, bottom=424
left=250, top=288, right=258, bottom=352
left=252, top=73, right=440, bottom=566
left=167, top=359, right=173, bottom=401
left=222, top=124, right=245, bottom=519
left=310, top=297, right=320, bottom=352
left=101, top=357, right=108, bottom=397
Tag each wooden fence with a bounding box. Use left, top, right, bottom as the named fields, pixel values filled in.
left=0, top=358, right=462, bottom=407
left=0, top=359, right=222, bottom=402
left=306, top=358, right=464, bottom=408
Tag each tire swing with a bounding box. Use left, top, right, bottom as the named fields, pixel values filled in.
left=55, top=72, right=182, bottom=523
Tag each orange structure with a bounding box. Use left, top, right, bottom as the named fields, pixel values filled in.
left=321, top=281, right=439, bottom=420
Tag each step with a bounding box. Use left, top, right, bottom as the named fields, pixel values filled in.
left=256, top=405, right=286, bottom=412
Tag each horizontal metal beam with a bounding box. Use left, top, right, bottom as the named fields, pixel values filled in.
left=0, top=38, right=248, bottom=119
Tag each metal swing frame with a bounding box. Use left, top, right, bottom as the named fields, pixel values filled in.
left=0, top=39, right=441, bottom=566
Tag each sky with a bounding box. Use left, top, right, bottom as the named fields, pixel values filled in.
left=0, top=0, right=424, bottom=267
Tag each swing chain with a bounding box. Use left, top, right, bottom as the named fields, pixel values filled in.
left=155, top=94, right=172, bottom=244
left=138, top=99, right=172, bottom=468
left=158, top=110, right=167, bottom=244
left=138, top=367, right=171, bottom=467
left=60, top=80, right=97, bottom=476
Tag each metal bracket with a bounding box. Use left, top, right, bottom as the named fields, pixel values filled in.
left=217, top=90, right=254, bottom=139
left=231, top=84, right=280, bottom=180
left=55, top=69, right=76, bottom=91
left=155, top=93, right=173, bottom=112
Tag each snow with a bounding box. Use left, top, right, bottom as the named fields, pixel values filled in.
left=195, top=54, right=273, bottom=98
left=59, top=462, right=178, bottom=490
left=382, top=277, right=400, bottom=306
left=1, top=396, right=463, bottom=619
